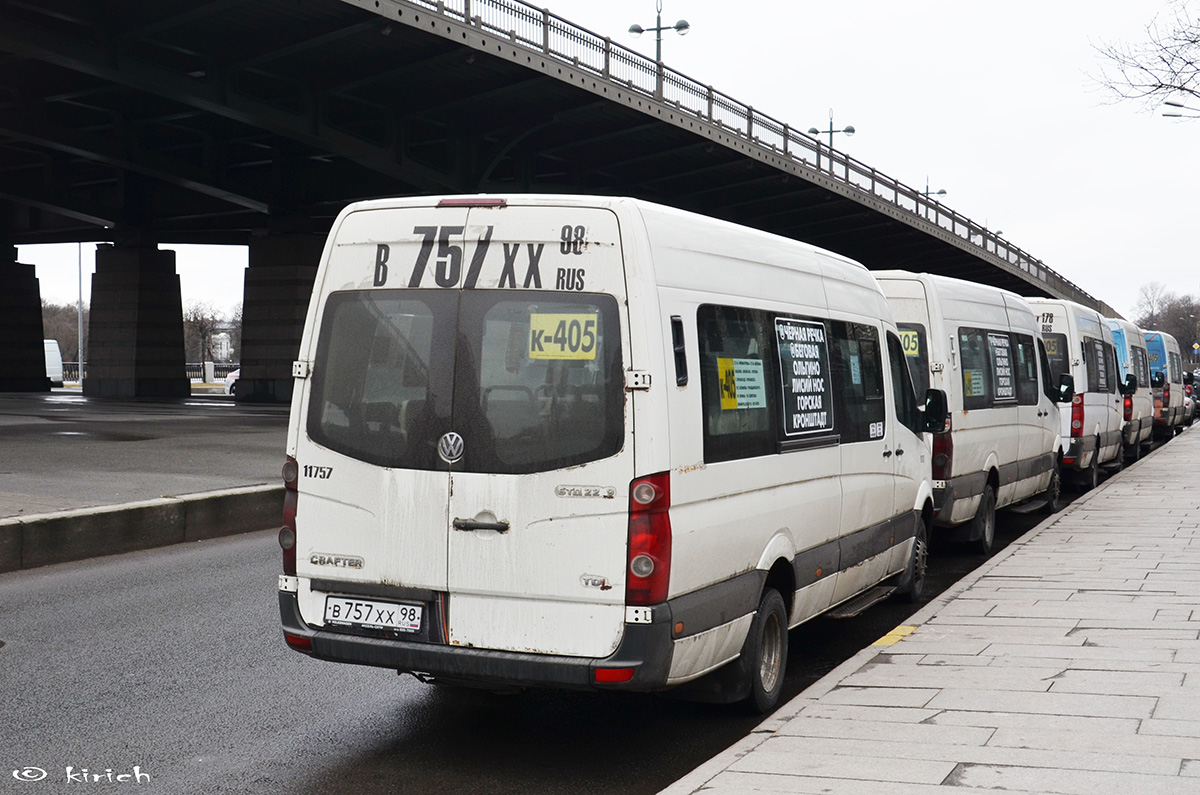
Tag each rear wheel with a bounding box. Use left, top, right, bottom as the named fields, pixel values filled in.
left=969, top=485, right=996, bottom=557
left=1124, top=438, right=1141, bottom=464
left=1078, top=444, right=1100, bottom=492
left=1039, top=462, right=1061, bottom=515
left=737, top=588, right=788, bottom=715
left=893, top=516, right=929, bottom=603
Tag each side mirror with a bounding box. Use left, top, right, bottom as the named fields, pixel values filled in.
left=923, top=388, right=949, bottom=434
left=1185, top=372, right=1195, bottom=386
left=1123, top=373, right=1138, bottom=396
left=1152, top=371, right=1166, bottom=389
left=1057, top=373, right=1075, bottom=404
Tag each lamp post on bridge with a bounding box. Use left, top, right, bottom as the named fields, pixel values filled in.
left=921, top=177, right=946, bottom=198
left=807, top=109, right=855, bottom=149
left=628, top=0, right=690, bottom=65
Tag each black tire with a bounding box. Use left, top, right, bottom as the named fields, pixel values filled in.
left=1124, top=438, right=1141, bottom=464
left=893, top=516, right=929, bottom=603
left=1078, top=444, right=1100, bottom=492
left=736, top=588, right=788, bottom=715
left=1039, top=462, right=1061, bottom=515
left=969, top=485, right=996, bottom=557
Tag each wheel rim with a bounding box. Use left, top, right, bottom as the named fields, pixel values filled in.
left=912, top=534, right=928, bottom=591
left=759, top=611, right=783, bottom=694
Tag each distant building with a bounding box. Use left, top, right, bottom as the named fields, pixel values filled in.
left=212, top=332, right=233, bottom=362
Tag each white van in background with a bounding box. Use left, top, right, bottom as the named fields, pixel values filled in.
left=1027, top=298, right=1124, bottom=490
left=876, top=272, right=1067, bottom=555
left=1106, top=318, right=1154, bottom=462
left=43, top=339, right=64, bottom=388
left=278, top=195, right=947, bottom=714
left=1144, top=330, right=1187, bottom=438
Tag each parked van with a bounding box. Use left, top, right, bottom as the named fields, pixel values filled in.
left=1106, top=318, right=1154, bottom=461
left=278, top=195, right=947, bottom=713
left=1144, top=330, right=1187, bottom=438
left=876, top=272, right=1067, bottom=555
left=43, top=339, right=64, bottom=387
left=1027, top=298, right=1125, bottom=489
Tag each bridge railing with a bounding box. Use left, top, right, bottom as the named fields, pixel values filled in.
left=408, top=0, right=1095, bottom=306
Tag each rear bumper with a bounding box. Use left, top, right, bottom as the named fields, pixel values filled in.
left=279, top=590, right=674, bottom=691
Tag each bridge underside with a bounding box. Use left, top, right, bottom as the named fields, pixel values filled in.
left=0, top=0, right=1090, bottom=398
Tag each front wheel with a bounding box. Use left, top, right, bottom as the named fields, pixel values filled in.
left=893, top=516, right=929, bottom=603
left=736, top=588, right=788, bottom=715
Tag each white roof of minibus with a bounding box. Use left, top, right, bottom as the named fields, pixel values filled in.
left=873, top=270, right=1037, bottom=334
left=331, top=194, right=890, bottom=319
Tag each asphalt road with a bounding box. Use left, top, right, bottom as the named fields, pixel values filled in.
left=0, top=393, right=287, bottom=518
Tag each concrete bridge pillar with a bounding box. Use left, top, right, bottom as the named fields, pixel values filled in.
left=83, top=244, right=189, bottom=397
left=0, top=246, right=51, bottom=392
left=237, top=233, right=321, bottom=403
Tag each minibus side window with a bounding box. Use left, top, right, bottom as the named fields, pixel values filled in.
left=887, top=332, right=922, bottom=435
left=959, top=328, right=994, bottom=410
left=1133, top=346, right=1151, bottom=391
left=896, top=323, right=929, bottom=396
left=697, top=304, right=779, bottom=463
left=829, top=322, right=885, bottom=443
left=1037, top=338, right=1057, bottom=403
left=1042, top=333, right=1069, bottom=385
left=1013, top=334, right=1040, bottom=406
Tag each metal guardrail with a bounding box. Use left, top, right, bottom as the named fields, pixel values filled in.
left=388, top=0, right=1102, bottom=310
left=62, top=363, right=238, bottom=382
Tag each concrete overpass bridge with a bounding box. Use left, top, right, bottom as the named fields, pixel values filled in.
left=0, top=0, right=1115, bottom=399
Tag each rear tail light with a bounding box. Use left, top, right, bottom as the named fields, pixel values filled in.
left=1124, top=394, right=1133, bottom=422
left=1070, top=394, right=1084, bottom=437
left=1164, top=383, right=1171, bottom=407
left=280, top=456, right=298, bottom=576
left=284, top=633, right=312, bottom=654
left=626, top=472, right=671, bottom=606
left=931, top=417, right=953, bottom=482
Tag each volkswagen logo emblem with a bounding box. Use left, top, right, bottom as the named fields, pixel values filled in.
left=438, top=431, right=465, bottom=464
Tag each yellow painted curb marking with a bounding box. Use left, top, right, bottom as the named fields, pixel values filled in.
left=873, top=625, right=917, bottom=646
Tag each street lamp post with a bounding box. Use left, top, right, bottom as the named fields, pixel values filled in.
left=628, top=0, right=690, bottom=65
left=807, top=109, right=855, bottom=149
left=921, top=177, right=946, bottom=198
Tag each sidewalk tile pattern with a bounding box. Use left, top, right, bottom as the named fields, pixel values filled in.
left=662, top=429, right=1200, bottom=794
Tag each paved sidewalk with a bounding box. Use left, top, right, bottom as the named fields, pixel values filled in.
left=663, top=429, right=1200, bottom=795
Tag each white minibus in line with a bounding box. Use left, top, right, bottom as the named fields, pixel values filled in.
left=278, top=195, right=947, bottom=713
left=876, top=272, right=1069, bottom=555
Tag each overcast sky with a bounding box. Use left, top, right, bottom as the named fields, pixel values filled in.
left=24, top=0, right=1197, bottom=320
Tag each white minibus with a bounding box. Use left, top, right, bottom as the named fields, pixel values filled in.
left=876, top=272, right=1067, bottom=555
left=1106, top=318, right=1154, bottom=461
left=1027, top=298, right=1125, bottom=490
left=278, top=195, right=946, bottom=713
left=1144, top=330, right=1187, bottom=438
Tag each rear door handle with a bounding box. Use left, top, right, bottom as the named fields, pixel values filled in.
left=882, top=449, right=893, bottom=458
left=452, top=519, right=510, bottom=533
left=895, top=448, right=905, bottom=457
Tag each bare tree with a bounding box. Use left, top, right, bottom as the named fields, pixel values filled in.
left=41, top=299, right=88, bottom=362
left=1096, top=1, right=1200, bottom=106
left=183, top=301, right=223, bottom=361
left=1133, top=281, right=1174, bottom=329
